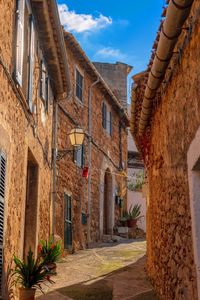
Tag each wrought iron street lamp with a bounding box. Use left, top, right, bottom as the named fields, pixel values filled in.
left=57, top=127, right=85, bottom=160
left=69, top=128, right=85, bottom=147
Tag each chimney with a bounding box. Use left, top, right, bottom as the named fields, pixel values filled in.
left=93, top=62, right=133, bottom=110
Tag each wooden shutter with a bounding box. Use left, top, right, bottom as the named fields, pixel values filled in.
left=81, top=145, right=85, bottom=168
left=104, top=104, right=107, bottom=129
left=27, top=17, right=35, bottom=111
left=40, top=60, right=46, bottom=100
left=0, top=152, right=6, bottom=296
left=64, top=194, right=72, bottom=249
left=110, top=111, right=112, bottom=136
left=45, top=76, right=49, bottom=112
left=102, top=103, right=105, bottom=127
left=102, top=102, right=107, bottom=129
left=15, top=0, right=25, bottom=86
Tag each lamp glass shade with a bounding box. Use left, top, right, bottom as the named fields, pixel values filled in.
left=69, top=128, right=84, bottom=147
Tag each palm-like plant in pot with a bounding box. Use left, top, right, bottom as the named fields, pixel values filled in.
left=38, top=238, right=62, bottom=275
left=13, top=248, right=53, bottom=300
left=127, top=204, right=142, bottom=228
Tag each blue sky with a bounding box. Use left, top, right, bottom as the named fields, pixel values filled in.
left=57, top=0, right=163, bottom=101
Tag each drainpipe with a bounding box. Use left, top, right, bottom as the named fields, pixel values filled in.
left=50, top=0, right=72, bottom=242
left=51, top=99, right=58, bottom=240
left=87, top=77, right=100, bottom=246
left=139, top=0, right=194, bottom=135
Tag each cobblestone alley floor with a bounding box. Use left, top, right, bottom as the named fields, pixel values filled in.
left=37, top=239, right=159, bottom=300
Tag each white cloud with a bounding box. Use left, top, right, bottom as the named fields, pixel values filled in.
left=58, top=4, right=112, bottom=33
left=95, top=47, right=127, bottom=60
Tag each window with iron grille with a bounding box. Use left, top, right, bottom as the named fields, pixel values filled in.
left=76, top=69, right=83, bottom=102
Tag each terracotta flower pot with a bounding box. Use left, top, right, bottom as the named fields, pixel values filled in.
left=127, top=219, right=137, bottom=228
left=19, top=288, right=36, bottom=300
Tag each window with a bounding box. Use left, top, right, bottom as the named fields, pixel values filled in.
left=102, top=102, right=112, bottom=136
left=15, top=0, right=35, bottom=111
left=73, top=145, right=85, bottom=168
left=27, top=15, right=35, bottom=111
left=40, top=59, right=49, bottom=112
left=102, top=102, right=107, bottom=129
left=76, top=69, right=83, bottom=102
left=15, top=0, right=25, bottom=86
left=64, top=194, right=72, bottom=249
left=109, top=111, right=112, bottom=136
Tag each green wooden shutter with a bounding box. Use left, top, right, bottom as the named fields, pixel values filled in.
left=64, top=194, right=72, bottom=249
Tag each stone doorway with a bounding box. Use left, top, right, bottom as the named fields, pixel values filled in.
left=24, top=150, right=39, bottom=258
left=103, top=169, right=112, bottom=235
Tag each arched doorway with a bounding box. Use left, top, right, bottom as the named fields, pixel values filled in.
left=103, top=169, right=112, bottom=235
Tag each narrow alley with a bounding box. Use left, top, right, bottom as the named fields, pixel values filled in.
left=1, top=0, right=200, bottom=299
left=37, top=239, right=157, bottom=300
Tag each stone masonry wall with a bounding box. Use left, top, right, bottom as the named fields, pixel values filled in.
left=143, top=1, right=200, bottom=299
left=93, top=62, right=131, bottom=110
left=0, top=1, right=53, bottom=297
left=56, top=44, right=128, bottom=250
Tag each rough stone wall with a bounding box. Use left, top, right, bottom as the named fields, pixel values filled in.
left=93, top=62, right=131, bottom=110
left=141, top=1, right=200, bottom=299
left=56, top=46, right=128, bottom=250
left=0, top=1, right=53, bottom=296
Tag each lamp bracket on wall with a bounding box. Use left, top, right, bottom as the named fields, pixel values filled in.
left=56, top=149, right=74, bottom=161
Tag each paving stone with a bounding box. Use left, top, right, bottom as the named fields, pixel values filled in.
left=37, top=239, right=155, bottom=300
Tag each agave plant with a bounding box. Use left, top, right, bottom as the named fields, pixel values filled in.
left=127, top=204, right=142, bottom=220
left=13, top=248, right=53, bottom=291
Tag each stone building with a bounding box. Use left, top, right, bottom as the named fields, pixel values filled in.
left=127, top=105, right=145, bottom=232
left=55, top=32, right=130, bottom=251
left=93, top=62, right=132, bottom=110
left=0, top=0, right=70, bottom=296
left=130, top=0, right=200, bottom=299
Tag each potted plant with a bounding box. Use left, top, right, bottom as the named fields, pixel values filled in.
left=13, top=248, right=53, bottom=300
left=38, top=237, right=62, bottom=275
left=119, top=210, right=128, bottom=227
left=127, top=204, right=142, bottom=228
